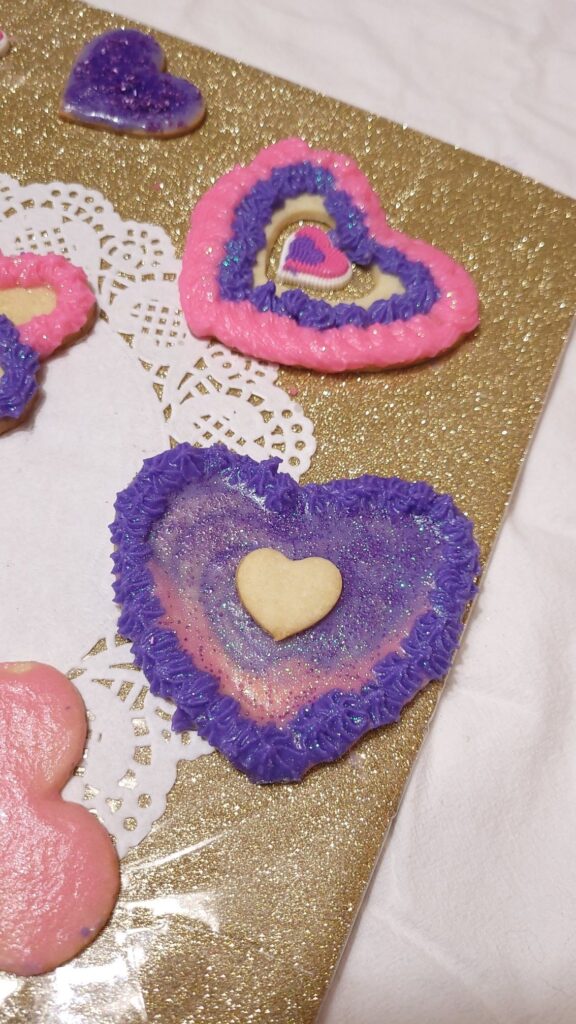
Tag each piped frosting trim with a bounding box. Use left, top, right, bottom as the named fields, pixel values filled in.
left=0, top=251, right=95, bottom=358
left=111, top=444, right=480, bottom=783
left=0, top=315, right=39, bottom=423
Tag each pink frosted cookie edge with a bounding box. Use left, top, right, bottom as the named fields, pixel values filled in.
left=0, top=251, right=96, bottom=359
left=179, top=138, right=479, bottom=372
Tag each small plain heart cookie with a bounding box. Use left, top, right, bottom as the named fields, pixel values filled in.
left=236, top=548, right=343, bottom=641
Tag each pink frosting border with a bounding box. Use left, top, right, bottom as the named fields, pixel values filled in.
left=0, top=251, right=96, bottom=359
left=179, top=138, right=480, bottom=372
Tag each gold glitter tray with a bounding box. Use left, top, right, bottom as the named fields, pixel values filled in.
left=1, top=1, right=575, bottom=1021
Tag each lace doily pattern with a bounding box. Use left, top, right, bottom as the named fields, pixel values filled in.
left=0, top=175, right=316, bottom=476
left=0, top=173, right=316, bottom=854
left=64, top=635, right=213, bottom=858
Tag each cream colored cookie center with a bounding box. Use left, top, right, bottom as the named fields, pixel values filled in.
left=236, top=547, right=343, bottom=641
left=253, top=193, right=404, bottom=305
left=0, top=286, right=57, bottom=325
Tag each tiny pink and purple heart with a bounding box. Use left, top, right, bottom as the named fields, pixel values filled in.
left=60, top=29, right=205, bottom=138
left=278, top=226, right=352, bottom=288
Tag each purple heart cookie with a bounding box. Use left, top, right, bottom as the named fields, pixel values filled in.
left=111, top=445, right=479, bottom=783
left=60, top=29, right=205, bottom=137
left=0, top=315, right=40, bottom=434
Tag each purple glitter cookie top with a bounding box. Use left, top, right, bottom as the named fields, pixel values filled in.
left=148, top=475, right=443, bottom=679
left=0, top=315, right=39, bottom=422
left=112, top=445, right=479, bottom=783
left=61, top=29, right=205, bottom=137
left=218, top=162, right=439, bottom=329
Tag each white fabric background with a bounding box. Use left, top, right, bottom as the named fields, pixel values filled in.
left=84, top=2, right=575, bottom=1020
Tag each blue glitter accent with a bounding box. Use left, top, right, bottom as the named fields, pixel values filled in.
left=0, top=315, right=40, bottom=422
left=217, top=161, right=440, bottom=329
left=111, top=445, right=480, bottom=784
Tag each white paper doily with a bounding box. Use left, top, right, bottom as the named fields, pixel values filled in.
left=64, top=634, right=212, bottom=859
left=0, top=174, right=317, bottom=856
left=0, top=175, right=316, bottom=475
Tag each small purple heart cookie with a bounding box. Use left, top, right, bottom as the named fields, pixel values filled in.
left=60, top=29, right=205, bottom=138
left=111, top=445, right=479, bottom=784
left=0, top=315, right=40, bottom=434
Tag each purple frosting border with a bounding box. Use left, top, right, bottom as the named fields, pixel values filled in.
left=111, top=445, right=480, bottom=784
left=0, top=315, right=40, bottom=422
left=218, top=161, right=439, bottom=329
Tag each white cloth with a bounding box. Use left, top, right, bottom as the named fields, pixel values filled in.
left=86, top=2, right=575, bottom=1020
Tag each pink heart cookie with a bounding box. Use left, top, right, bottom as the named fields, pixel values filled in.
left=0, top=662, right=119, bottom=975
left=179, top=138, right=480, bottom=372
left=0, top=251, right=96, bottom=358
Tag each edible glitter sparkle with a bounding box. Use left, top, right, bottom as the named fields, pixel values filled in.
left=112, top=445, right=479, bottom=783
left=60, top=29, right=205, bottom=137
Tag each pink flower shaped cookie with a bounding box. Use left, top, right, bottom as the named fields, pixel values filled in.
left=179, top=138, right=480, bottom=372
left=0, top=662, right=120, bottom=975
left=0, top=251, right=96, bottom=358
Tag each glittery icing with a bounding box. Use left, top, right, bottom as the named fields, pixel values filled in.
left=111, top=445, right=479, bottom=783
left=179, top=139, right=480, bottom=371
left=0, top=315, right=39, bottom=425
left=60, top=29, right=205, bottom=137
left=0, top=251, right=95, bottom=358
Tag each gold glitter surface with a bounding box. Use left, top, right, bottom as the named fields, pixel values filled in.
left=1, top=1, right=575, bottom=1021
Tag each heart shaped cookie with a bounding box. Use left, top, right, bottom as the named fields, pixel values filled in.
left=0, top=251, right=96, bottom=358
left=179, top=138, right=479, bottom=372
left=112, top=445, right=479, bottom=783
left=0, top=315, right=40, bottom=433
left=278, top=225, right=353, bottom=289
left=60, top=29, right=205, bottom=138
left=0, top=662, right=119, bottom=975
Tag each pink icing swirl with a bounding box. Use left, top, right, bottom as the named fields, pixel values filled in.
left=0, top=251, right=96, bottom=358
